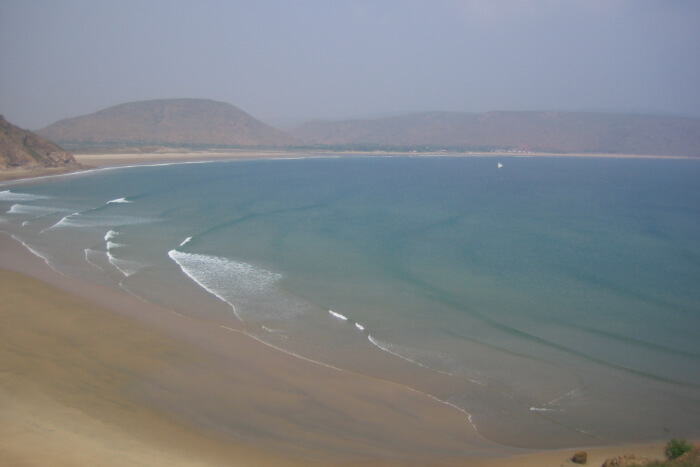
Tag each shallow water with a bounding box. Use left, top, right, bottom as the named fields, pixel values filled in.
left=2, top=155, right=699, bottom=448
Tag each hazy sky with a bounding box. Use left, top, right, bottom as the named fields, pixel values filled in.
left=2, top=0, right=700, bottom=129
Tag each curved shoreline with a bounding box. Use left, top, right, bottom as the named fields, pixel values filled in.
left=0, top=235, right=684, bottom=466
left=0, top=231, right=507, bottom=465
left=72, top=149, right=697, bottom=170
left=0, top=153, right=692, bottom=465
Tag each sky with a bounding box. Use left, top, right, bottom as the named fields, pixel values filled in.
left=1, top=0, right=700, bottom=130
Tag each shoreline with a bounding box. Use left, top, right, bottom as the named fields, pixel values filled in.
left=1, top=154, right=693, bottom=465
left=0, top=231, right=505, bottom=465
left=0, top=234, right=684, bottom=466
left=1, top=149, right=695, bottom=183
left=72, top=149, right=697, bottom=169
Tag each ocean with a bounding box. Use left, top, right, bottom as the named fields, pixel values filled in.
left=2, top=155, right=699, bottom=448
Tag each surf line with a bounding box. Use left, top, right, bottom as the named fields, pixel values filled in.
left=107, top=197, right=131, bottom=204
left=216, top=322, right=483, bottom=437
left=168, top=245, right=481, bottom=435
left=328, top=309, right=348, bottom=320
left=167, top=248, right=243, bottom=322
left=328, top=309, right=366, bottom=332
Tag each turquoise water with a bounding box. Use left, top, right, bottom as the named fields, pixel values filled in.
left=2, top=155, right=699, bottom=448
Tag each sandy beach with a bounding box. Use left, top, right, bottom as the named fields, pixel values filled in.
left=1, top=149, right=690, bottom=183
left=1, top=153, right=691, bottom=466
left=74, top=150, right=320, bottom=168
left=71, top=150, right=696, bottom=171
left=0, top=230, right=502, bottom=466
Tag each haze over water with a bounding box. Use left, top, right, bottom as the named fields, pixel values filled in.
left=2, top=155, right=699, bottom=448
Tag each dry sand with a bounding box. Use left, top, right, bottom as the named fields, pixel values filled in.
left=0, top=165, right=86, bottom=182
left=1, top=149, right=688, bottom=182
left=72, top=149, right=695, bottom=170
left=73, top=150, right=324, bottom=168
left=0, top=232, right=502, bottom=466
left=1, top=152, right=685, bottom=466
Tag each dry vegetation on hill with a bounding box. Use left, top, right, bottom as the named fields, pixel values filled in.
left=0, top=115, right=78, bottom=170
left=38, top=98, right=298, bottom=149
left=290, top=111, right=700, bottom=156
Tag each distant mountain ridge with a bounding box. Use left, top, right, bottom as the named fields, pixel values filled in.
left=33, top=101, right=700, bottom=156
left=38, top=98, right=298, bottom=148
left=0, top=115, right=78, bottom=170
left=290, top=111, right=700, bottom=157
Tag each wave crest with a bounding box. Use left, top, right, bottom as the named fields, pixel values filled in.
left=0, top=190, right=48, bottom=201
left=168, top=250, right=284, bottom=321
left=107, top=197, right=131, bottom=204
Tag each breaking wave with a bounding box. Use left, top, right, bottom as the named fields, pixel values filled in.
left=44, top=212, right=153, bottom=231
left=106, top=253, right=145, bottom=277
left=102, top=230, right=144, bottom=277
left=366, top=334, right=468, bottom=380
left=326, top=309, right=367, bottom=334
left=107, top=197, right=131, bottom=204
left=328, top=309, right=348, bottom=320
left=104, top=230, right=119, bottom=242
left=6, top=204, right=63, bottom=216
left=0, top=190, right=48, bottom=201
left=168, top=249, right=284, bottom=321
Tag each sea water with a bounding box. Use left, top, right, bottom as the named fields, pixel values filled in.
left=2, top=155, right=699, bottom=448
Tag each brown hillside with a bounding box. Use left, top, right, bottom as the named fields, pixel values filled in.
left=290, top=111, right=700, bottom=156
left=0, top=115, right=78, bottom=170
left=38, top=99, right=298, bottom=148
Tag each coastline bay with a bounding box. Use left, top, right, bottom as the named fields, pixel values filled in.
left=1, top=153, right=699, bottom=464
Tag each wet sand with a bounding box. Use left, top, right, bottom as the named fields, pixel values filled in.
left=0, top=238, right=681, bottom=467
left=0, top=165, right=86, bottom=182
left=1, top=153, right=685, bottom=466
left=0, top=231, right=504, bottom=465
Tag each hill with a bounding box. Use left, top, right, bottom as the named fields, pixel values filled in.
left=289, top=111, right=700, bottom=156
left=38, top=98, right=298, bottom=149
left=0, top=115, right=78, bottom=170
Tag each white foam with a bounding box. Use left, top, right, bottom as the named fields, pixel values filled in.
left=261, top=325, right=290, bottom=338
left=104, top=230, right=119, bottom=242
left=328, top=310, right=348, bottom=321
left=529, top=407, right=560, bottom=412
left=107, top=251, right=144, bottom=277
left=0, top=190, right=47, bottom=201
left=215, top=323, right=482, bottom=436
left=84, top=248, right=107, bottom=273
left=107, top=197, right=131, bottom=204
left=179, top=236, right=192, bottom=247
left=101, top=233, right=143, bottom=276
left=168, top=250, right=283, bottom=321
left=44, top=213, right=152, bottom=231
left=218, top=324, right=348, bottom=373
left=368, top=334, right=436, bottom=372
left=43, top=212, right=82, bottom=231
left=366, top=334, right=479, bottom=384
left=7, top=204, right=60, bottom=215
left=355, top=322, right=365, bottom=331
left=10, top=234, right=61, bottom=273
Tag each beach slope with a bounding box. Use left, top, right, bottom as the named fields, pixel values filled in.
left=0, top=232, right=498, bottom=465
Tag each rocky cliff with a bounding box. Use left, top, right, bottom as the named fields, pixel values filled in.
left=0, top=115, right=78, bottom=170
